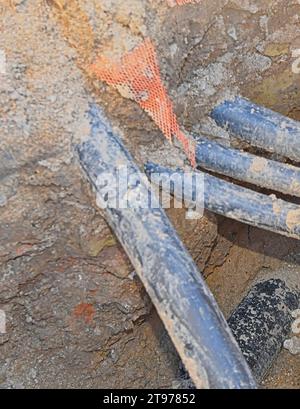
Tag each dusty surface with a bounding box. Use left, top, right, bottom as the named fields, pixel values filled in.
left=0, top=0, right=299, bottom=388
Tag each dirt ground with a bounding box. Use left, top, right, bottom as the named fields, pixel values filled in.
left=0, top=0, right=299, bottom=388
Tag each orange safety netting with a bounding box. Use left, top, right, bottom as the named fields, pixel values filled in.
left=90, top=39, right=195, bottom=167
left=167, top=0, right=202, bottom=6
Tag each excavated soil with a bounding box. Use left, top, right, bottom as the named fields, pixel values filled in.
left=0, top=0, right=300, bottom=388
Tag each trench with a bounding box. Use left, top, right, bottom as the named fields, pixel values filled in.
left=0, top=0, right=300, bottom=389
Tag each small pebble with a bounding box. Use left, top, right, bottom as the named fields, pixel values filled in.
left=0, top=195, right=7, bottom=207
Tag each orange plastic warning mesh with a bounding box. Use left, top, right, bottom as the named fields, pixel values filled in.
left=167, top=0, right=201, bottom=6
left=90, top=39, right=195, bottom=166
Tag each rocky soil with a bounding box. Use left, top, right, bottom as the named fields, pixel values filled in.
left=0, top=0, right=299, bottom=388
